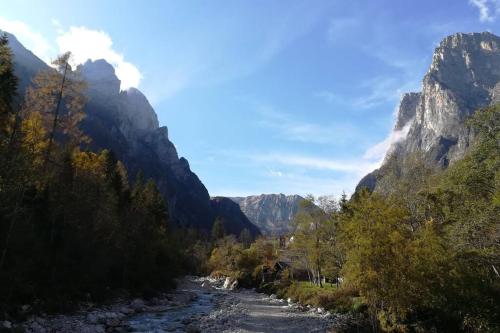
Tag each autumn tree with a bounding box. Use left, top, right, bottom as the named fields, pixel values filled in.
left=291, top=196, right=329, bottom=287
left=22, top=51, right=87, bottom=170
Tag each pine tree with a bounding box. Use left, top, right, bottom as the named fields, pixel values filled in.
left=0, top=33, right=18, bottom=144
left=211, top=218, right=225, bottom=242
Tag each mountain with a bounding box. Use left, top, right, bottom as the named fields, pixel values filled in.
left=357, top=32, right=500, bottom=192
left=3, top=31, right=259, bottom=235
left=230, top=194, right=306, bottom=236
left=210, top=197, right=261, bottom=237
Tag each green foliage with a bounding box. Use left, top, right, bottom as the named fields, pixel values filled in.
left=0, top=50, right=188, bottom=316
left=337, top=105, right=500, bottom=332
left=0, top=33, right=18, bottom=143
left=211, top=217, right=225, bottom=242
left=285, top=281, right=359, bottom=313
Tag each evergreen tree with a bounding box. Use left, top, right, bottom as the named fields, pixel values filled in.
left=211, top=218, right=225, bottom=241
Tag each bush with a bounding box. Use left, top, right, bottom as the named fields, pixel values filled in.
left=285, top=281, right=361, bottom=313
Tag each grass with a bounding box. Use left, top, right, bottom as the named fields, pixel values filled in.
left=284, top=280, right=362, bottom=313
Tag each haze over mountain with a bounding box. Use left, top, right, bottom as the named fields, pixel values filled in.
left=357, top=32, right=500, bottom=192
left=4, top=30, right=260, bottom=236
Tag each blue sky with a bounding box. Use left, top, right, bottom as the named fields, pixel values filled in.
left=1, top=0, right=499, bottom=197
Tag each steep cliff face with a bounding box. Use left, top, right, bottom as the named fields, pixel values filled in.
left=4, top=31, right=255, bottom=233
left=358, top=32, right=500, bottom=192
left=78, top=59, right=214, bottom=229
left=230, top=194, right=305, bottom=236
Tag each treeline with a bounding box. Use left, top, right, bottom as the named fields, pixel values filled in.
left=338, top=105, right=499, bottom=332
left=0, top=35, right=196, bottom=314
left=208, top=105, right=500, bottom=332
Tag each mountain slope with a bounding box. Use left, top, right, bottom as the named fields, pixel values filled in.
left=3, top=31, right=259, bottom=235
left=211, top=197, right=261, bottom=237
left=358, top=32, right=500, bottom=192
left=230, top=194, right=305, bottom=235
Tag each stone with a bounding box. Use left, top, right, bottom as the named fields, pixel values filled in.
left=223, top=277, right=232, bottom=289
left=1, top=321, right=12, bottom=329
left=130, top=299, right=145, bottom=311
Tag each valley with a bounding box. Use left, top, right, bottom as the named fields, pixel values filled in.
left=0, top=4, right=499, bottom=332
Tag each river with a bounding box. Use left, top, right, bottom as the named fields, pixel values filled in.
left=21, top=277, right=356, bottom=333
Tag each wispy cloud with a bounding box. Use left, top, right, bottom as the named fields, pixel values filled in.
left=56, top=26, right=141, bottom=90
left=316, top=76, right=420, bottom=110
left=469, top=0, right=500, bottom=22
left=354, top=77, right=420, bottom=109
left=363, top=120, right=412, bottom=164
left=0, top=16, right=53, bottom=62
left=252, top=153, right=378, bottom=176
left=256, top=105, right=359, bottom=144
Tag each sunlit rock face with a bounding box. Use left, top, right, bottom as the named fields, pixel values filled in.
left=230, top=194, right=305, bottom=236
left=357, top=32, right=500, bottom=192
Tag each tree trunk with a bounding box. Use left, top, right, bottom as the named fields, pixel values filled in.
left=44, top=62, right=68, bottom=169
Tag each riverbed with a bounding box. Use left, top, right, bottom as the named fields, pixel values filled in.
left=20, top=277, right=355, bottom=333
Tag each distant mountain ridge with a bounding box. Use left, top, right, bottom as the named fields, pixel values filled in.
left=230, top=194, right=306, bottom=235
left=3, top=30, right=259, bottom=236
left=357, top=32, right=500, bottom=192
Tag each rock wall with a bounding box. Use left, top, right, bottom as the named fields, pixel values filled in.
left=358, top=32, right=500, bottom=192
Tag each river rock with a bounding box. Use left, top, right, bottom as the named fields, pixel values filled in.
left=130, top=298, right=145, bottom=311
left=223, top=277, right=236, bottom=289
left=0, top=321, right=12, bottom=329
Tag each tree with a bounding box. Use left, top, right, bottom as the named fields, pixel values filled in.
left=291, top=196, right=329, bottom=287
left=211, top=218, right=225, bottom=242
left=0, top=33, right=18, bottom=145
left=22, top=52, right=87, bottom=170
left=239, top=228, right=252, bottom=248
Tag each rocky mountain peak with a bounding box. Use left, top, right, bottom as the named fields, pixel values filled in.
left=427, top=32, right=500, bottom=103
left=394, top=92, right=420, bottom=131
left=230, top=194, right=306, bottom=236
left=357, top=31, right=500, bottom=192
left=5, top=33, right=259, bottom=234
left=80, top=59, right=121, bottom=96
left=121, top=87, right=159, bottom=132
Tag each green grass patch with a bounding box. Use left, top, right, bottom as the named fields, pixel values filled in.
left=285, top=281, right=363, bottom=313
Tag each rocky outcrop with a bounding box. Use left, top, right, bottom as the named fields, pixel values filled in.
left=358, top=32, right=500, bottom=192
left=4, top=31, right=252, bottom=234
left=230, top=194, right=306, bottom=236
left=211, top=197, right=261, bottom=237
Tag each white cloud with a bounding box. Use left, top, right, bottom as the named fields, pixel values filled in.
left=56, top=26, right=141, bottom=90
left=363, top=119, right=412, bottom=164
left=0, top=17, right=52, bottom=62
left=469, top=0, right=500, bottom=22
left=0, top=17, right=141, bottom=90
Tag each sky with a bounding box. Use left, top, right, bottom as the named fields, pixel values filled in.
left=1, top=0, right=499, bottom=198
